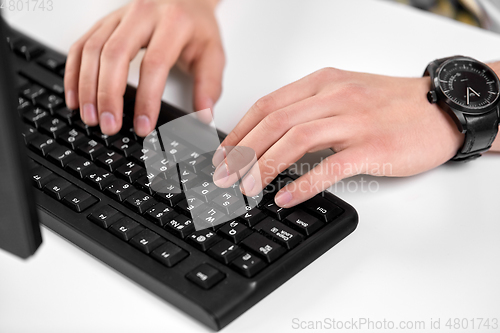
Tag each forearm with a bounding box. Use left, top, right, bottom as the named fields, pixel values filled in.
left=488, top=61, right=500, bottom=152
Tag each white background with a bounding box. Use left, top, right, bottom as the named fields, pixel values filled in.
left=1, top=1, right=500, bottom=332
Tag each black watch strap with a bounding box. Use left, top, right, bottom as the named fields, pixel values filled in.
left=452, top=107, right=499, bottom=162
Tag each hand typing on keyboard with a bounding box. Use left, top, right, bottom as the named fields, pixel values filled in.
left=63, top=0, right=224, bottom=137
left=213, top=65, right=500, bottom=208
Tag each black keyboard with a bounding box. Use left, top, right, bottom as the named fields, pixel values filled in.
left=5, top=26, right=358, bottom=330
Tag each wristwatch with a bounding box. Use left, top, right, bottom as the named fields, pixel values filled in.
left=424, top=56, right=500, bottom=162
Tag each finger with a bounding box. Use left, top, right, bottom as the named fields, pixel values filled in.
left=133, top=18, right=192, bottom=137
left=64, top=20, right=105, bottom=110
left=77, top=18, right=122, bottom=126
left=238, top=117, right=352, bottom=196
left=274, top=147, right=367, bottom=208
left=216, top=68, right=345, bottom=161
left=96, top=9, right=157, bottom=135
left=193, top=42, right=225, bottom=113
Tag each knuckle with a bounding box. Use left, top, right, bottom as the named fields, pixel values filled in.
left=262, top=110, right=288, bottom=132
left=287, top=124, right=312, bottom=149
left=162, top=2, right=189, bottom=24
left=142, top=52, right=167, bottom=71
left=315, top=67, right=341, bottom=81
left=101, top=39, right=126, bottom=60
left=253, top=94, right=276, bottom=118
left=82, top=37, right=103, bottom=54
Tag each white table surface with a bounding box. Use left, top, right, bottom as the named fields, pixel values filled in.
left=1, top=1, right=500, bottom=332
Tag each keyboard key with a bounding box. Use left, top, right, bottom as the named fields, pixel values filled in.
left=55, top=107, right=79, bottom=125
left=13, top=39, right=44, bottom=61
left=213, top=191, right=246, bottom=216
left=134, top=175, right=155, bottom=195
left=116, top=161, right=145, bottom=183
left=21, top=83, right=46, bottom=103
left=43, top=178, right=75, bottom=200
left=77, top=139, right=105, bottom=160
left=263, top=201, right=294, bottom=220
left=74, top=119, right=94, bottom=136
left=177, top=197, right=206, bottom=216
left=302, top=196, right=344, bottom=223
left=238, top=206, right=266, bottom=227
left=86, top=169, right=116, bottom=190
left=88, top=205, right=124, bottom=228
left=130, top=147, right=157, bottom=165
left=186, top=264, right=225, bottom=290
left=240, top=233, right=285, bottom=263
left=36, top=53, right=65, bottom=72
left=151, top=242, right=188, bottom=267
left=18, top=96, right=31, bottom=111
left=164, top=141, right=188, bottom=163
left=179, top=168, right=199, bottom=189
left=109, top=217, right=144, bottom=241
left=111, top=136, right=140, bottom=157
left=254, top=218, right=304, bottom=250
left=62, top=189, right=98, bottom=212
left=207, top=239, right=244, bottom=264
left=59, top=129, right=86, bottom=149
left=91, top=130, right=121, bottom=147
left=31, top=166, right=56, bottom=189
left=284, top=210, right=324, bottom=236
left=23, top=106, right=50, bottom=127
left=155, top=187, right=184, bottom=207
left=218, top=220, right=252, bottom=244
left=164, top=215, right=195, bottom=238
left=187, top=229, right=222, bottom=251
left=130, top=230, right=166, bottom=254
left=29, top=135, right=57, bottom=156
left=39, top=117, right=68, bottom=138
left=47, top=146, right=76, bottom=167
left=196, top=207, right=226, bottom=229
left=104, top=179, right=137, bottom=201
left=35, top=94, right=64, bottom=113
left=66, top=157, right=97, bottom=178
left=230, top=252, right=267, bottom=278
left=95, top=149, right=126, bottom=172
left=179, top=151, right=208, bottom=173
left=21, top=124, right=38, bottom=145
left=145, top=203, right=178, bottom=226
left=191, top=180, right=220, bottom=202
left=124, top=191, right=157, bottom=214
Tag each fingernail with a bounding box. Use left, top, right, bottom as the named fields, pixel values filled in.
left=275, top=190, right=292, bottom=208
left=100, top=112, right=116, bottom=134
left=134, top=115, right=151, bottom=137
left=82, top=103, right=97, bottom=125
left=213, top=161, right=229, bottom=186
left=240, top=174, right=255, bottom=194
left=66, top=90, right=76, bottom=109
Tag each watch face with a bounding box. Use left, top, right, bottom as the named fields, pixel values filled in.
left=437, top=59, right=500, bottom=111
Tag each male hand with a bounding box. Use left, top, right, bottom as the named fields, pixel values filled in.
left=64, top=0, right=224, bottom=136
left=213, top=67, right=465, bottom=208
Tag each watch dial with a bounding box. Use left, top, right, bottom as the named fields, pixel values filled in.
left=438, top=60, right=499, bottom=110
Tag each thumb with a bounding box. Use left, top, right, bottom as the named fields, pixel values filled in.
left=192, top=43, right=225, bottom=122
